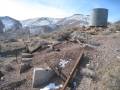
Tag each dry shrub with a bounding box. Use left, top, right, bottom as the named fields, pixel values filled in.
left=101, top=61, right=120, bottom=90
left=0, top=79, right=27, bottom=90
left=51, top=31, right=71, bottom=41
left=4, top=64, right=15, bottom=72
left=108, top=24, right=120, bottom=32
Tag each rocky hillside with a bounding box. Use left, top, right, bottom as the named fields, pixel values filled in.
left=0, top=14, right=89, bottom=39
left=0, top=20, right=4, bottom=33
left=0, top=16, right=29, bottom=40
left=22, top=17, right=59, bottom=27
left=21, top=14, right=89, bottom=35
left=57, top=14, right=89, bottom=26
left=0, top=16, right=22, bottom=32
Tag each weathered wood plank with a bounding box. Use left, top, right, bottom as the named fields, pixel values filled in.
left=61, top=48, right=84, bottom=90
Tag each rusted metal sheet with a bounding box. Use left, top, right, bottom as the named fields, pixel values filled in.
left=61, top=48, right=84, bottom=90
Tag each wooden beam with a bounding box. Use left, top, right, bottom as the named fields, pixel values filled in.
left=61, top=48, right=84, bottom=90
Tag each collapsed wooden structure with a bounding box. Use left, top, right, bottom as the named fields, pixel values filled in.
left=45, top=47, right=84, bottom=90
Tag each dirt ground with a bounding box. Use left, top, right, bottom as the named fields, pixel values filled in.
left=0, top=32, right=120, bottom=90
left=77, top=32, right=120, bottom=90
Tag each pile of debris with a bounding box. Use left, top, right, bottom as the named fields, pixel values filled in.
left=0, top=36, right=97, bottom=90
left=29, top=40, right=96, bottom=90
left=32, top=46, right=84, bottom=90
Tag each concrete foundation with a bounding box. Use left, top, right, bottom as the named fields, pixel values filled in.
left=32, top=67, right=55, bottom=88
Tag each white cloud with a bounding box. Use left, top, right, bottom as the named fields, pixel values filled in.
left=0, top=0, right=73, bottom=20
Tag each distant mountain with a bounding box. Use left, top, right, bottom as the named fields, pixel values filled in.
left=0, top=16, right=29, bottom=40
left=0, top=16, right=22, bottom=32
left=0, top=14, right=90, bottom=39
left=21, top=14, right=89, bottom=35
left=0, top=20, right=4, bottom=33
left=0, top=14, right=90, bottom=38
left=21, top=17, right=61, bottom=35
left=56, top=14, right=89, bottom=29
left=57, top=14, right=89, bottom=26
left=22, top=17, right=60, bottom=27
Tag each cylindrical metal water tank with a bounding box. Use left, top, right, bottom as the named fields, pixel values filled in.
left=90, top=8, right=108, bottom=27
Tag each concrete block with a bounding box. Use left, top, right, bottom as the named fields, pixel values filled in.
left=32, top=67, right=55, bottom=88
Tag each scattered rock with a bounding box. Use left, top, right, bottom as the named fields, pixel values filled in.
left=52, top=41, right=62, bottom=46
left=108, top=24, right=120, bottom=32
left=84, top=44, right=97, bottom=50
left=70, top=31, right=89, bottom=43
left=102, top=30, right=112, bottom=35
left=116, top=56, right=120, bottom=59
left=86, top=63, right=95, bottom=70
left=89, top=41, right=101, bottom=46
left=0, top=76, right=4, bottom=81
left=116, top=49, right=120, bottom=52
left=80, top=68, right=96, bottom=79
left=52, top=32, right=71, bottom=41
left=54, top=48, right=61, bottom=52
left=47, top=45, right=61, bottom=52
left=28, top=40, right=49, bottom=53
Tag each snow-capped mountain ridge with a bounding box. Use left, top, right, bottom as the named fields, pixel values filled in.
left=22, top=17, right=61, bottom=27
left=20, top=14, right=89, bottom=35
left=0, top=14, right=89, bottom=36
left=0, top=16, right=22, bottom=32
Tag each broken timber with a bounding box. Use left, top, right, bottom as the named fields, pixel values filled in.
left=61, top=48, right=84, bottom=90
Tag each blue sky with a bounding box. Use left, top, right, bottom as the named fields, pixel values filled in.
left=0, top=0, right=119, bottom=22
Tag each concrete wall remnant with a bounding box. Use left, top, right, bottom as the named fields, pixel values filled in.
left=32, top=67, right=55, bottom=88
